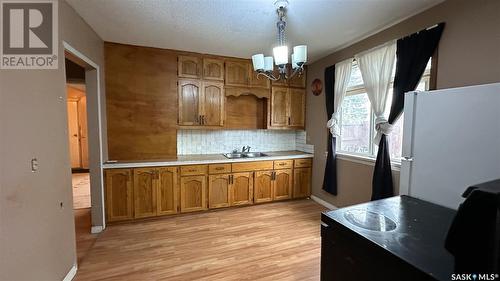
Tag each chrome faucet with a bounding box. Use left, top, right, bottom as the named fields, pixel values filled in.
left=242, top=146, right=251, bottom=153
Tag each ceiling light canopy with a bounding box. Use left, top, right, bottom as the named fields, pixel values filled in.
left=251, top=0, right=307, bottom=81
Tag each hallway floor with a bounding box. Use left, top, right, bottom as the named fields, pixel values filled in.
left=72, top=173, right=91, bottom=209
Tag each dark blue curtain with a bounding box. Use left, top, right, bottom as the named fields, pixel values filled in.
left=323, top=65, right=337, bottom=195
left=372, top=23, right=445, bottom=200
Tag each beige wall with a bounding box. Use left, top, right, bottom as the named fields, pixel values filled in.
left=0, top=1, right=106, bottom=280
left=306, top=0, right=500, bottom=207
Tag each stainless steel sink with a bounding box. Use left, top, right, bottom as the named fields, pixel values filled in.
left=222, top=152, right=268, bottom=159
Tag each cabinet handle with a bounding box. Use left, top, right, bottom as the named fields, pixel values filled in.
left=215, top=167, right=225, bottom=170
left=278, top=163, right=285, bottom=166
left=288, top=117, right=291, bottom=125
left=202, top=115, right=205, bottom=125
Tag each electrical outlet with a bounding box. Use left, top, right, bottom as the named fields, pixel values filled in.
left=31, top=158, right=38, bottom=172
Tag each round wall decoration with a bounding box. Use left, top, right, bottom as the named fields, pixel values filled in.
left=311, top=79, right=323, bottom=96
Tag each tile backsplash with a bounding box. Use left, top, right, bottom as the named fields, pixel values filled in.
left=177, top=130, right=314, bottom=155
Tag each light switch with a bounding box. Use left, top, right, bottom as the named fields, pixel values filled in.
left=31, top=158, right=38, bottom=172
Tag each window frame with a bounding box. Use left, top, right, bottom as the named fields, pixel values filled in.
left=337, top=60, right=432, bottom=166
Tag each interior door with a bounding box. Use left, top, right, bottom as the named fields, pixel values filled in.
left=270, top=87, right=288, bottom=127
left=202, top=82, right=224, bottom=126
left=178, top=79, right=201, bottom=125
left=208, top=174, right=230, bottom=208
left=157, top=167, right=178, bottom=215
left=288, top=88, right=305, bottom=127
left=67, top=100, right=81, bottom=168
left=273, top=169, right=292, bottom=201
left=254, top=170, right=273, bottom=203
left=78, top=96, right=89, bottom=169
left=133, top=168, right=157, bottom=218
left=230, top=172, right=253, bottom=206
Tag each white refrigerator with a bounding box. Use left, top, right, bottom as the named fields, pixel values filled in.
left=400, top=83, right=500, bottom=209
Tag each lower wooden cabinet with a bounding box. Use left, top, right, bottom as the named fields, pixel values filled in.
left=254, top=171, right=273, bottom=203
left=230, top=172, right=253, bottom=206
left=105, top=169, right=134, bottom=222
left=273, top=169, right=293, bottom=201
left=134, top=168, right=157, bottom=218
left=157, top=167, right=179, bottom=215
left=208, top=174, right=231, bottom=209
left=293, top=167, right=311, bottom=198
left=180, top=175, right=207, bottom=213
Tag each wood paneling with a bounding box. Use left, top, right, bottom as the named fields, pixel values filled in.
left=180, top=165, right=208, bottom=176
left=225, top=60, right=249, bottom=87
left=157, top=167, right=178, bottom=215
left=178, top=79, right=201, bottom=126
left=293, top=167, right=311, bottom=199
left=273, top=169, right=293, bottom=201
left=105, top=43, right=178, bottom=160
left=254, top=171, right=273, bottom=203
left=270, top=87, right=288, bottom=127
left=288, top=88, right=306, bottom=127
left=201, top=81, right=224, bottom=126
left=232, top=161, right=274, bottom=172
left=180, top=175, right=207, bottom=213
left=208, top=174, right=230, bottom=209
left=178, top=55, right=201, bottom=78
left=230, top=172, right=253, bottom=206
left=105, top=169, right=133, bottom=222
left=208, top=163, right=231, bottom=174
left=133, top=168, right=157, bottom=218
left=74, top=200, right=326, bottom=281
left=203, top=58, right=224, bottom=81
left=225, top=95, right=266, bottom=129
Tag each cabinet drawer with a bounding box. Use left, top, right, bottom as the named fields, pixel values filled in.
left=232, top=161, right=273, bottom=172
left=294, top=158, right=312, bottom=168
left=180, top=165, right=208, bottom=176
left=209, top=163, right=231, bottom=174
left=274, top=160, right=293, bottom=169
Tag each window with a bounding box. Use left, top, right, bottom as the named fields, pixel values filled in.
left=338, top=59, right=431, bottom=162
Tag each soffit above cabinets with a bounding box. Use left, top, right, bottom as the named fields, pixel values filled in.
left=66, top=0, right=445, bottom=63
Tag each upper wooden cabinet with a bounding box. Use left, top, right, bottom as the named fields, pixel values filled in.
left=203, top=58, right=224, bottom=81
left=133, top=168, right=157, bottom=219
left=178, top=55, right=202, bottom=79
left=225, top=60, right=250, bottom=87
left=105, top=169, right=133, bottom=222
left=271, top=65, right=307, bottom=88
left=249, top=68, right=270, bottom=89
left=178, top=80, right=224, bottom=126
left=270, top=87, right=305, bottom=129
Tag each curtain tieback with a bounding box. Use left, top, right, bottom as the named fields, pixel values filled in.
left=374, top=116, right=393, bottom=144
left=327, top=112, right=341, bottom=137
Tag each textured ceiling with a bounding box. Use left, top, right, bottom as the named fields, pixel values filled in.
left=67, top=0, right=444, bottom=63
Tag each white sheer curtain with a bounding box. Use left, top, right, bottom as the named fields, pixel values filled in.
left=355, top=41, right=396, bottom=144
left=327, top=58, right=353, bottom=137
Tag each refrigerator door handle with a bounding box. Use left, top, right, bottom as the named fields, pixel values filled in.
left=401, top=157, right=414, bottom=162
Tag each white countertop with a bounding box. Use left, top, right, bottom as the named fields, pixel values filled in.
left=103, top=151, right=313, bottom=169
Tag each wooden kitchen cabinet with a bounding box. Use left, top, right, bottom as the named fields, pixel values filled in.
left=249, top=68, right=270, bottom=89
left=133, top=168, right=157, bottom=218
left=178, top=55, right=201, bottom=78
left=157, top=167, right=179, bottom=215
left=180, top=175, right=207, bottom=213
left=254, top=171, right=273, bottom=203
left=178, top=79, right=201, bottom=125
left=270, top=87, right=305, bottom=129
left=231, top=172, right=253, bottom=206
left=203, top=58, right=224, bottom=81
left=293, top=167, right=311, bottom=198
left=225, top=60, right=250, bottom=87
left=288, top=68, right=307, bottom=88
left=208, top=174, right=231, bottom=208
left=105, top=169, right=134, bottom=222
left=201, top=81, right=224, bottom=126
left=178, top=80, right=224, bottom=126
left=273, top=169, right=293, bottom=201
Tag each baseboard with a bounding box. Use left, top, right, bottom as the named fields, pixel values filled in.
left=310, top=195, right=338, bottom=210
left=91, top=225, right=104, bottom=234
left=63, top=264, right=77, bottom=281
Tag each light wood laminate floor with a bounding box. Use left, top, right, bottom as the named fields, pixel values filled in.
left=75, top=199, right=327, bottom=281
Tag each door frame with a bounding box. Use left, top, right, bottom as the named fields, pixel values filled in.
left=63, top=41, right=106, bottom=231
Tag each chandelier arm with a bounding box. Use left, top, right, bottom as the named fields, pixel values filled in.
left=287, top=65, right=304, bottom=80
left=257, top=71, right=280, bottom=81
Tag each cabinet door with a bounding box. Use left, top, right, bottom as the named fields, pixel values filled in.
left=157, top=167, right=178, bottom=215
left=133, top=168, right=157, bottom=218
left=203, top=58, right=224, bottom=81
left=293, top=167, right=311, bottom=198
left=180, top=175, right=207, bottom=213
left=270, top=87, right=289, bottom=127
left=288, top=67, right=306, bottom=88
left=178, top=79, right=201, bottom=125
left=273, top=169, right=292, bottom=201
left=254, top=171, right=273, bottom=203
left=288, top=88, right=305, bottom=127
left=225, top=60, right=249, bottom=87
left=208, top=174, right=230, bottom=209
left=178, top=55, right=201, bottom=78
left=230, top=172, right=253, bottom=206
left=201, top=81, right=224, bottom=126
left=271, top=66, right=288, bottom=87
left=249, top=67, right=270, bottom=89
left=106, top=169, right=133, bottom=222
